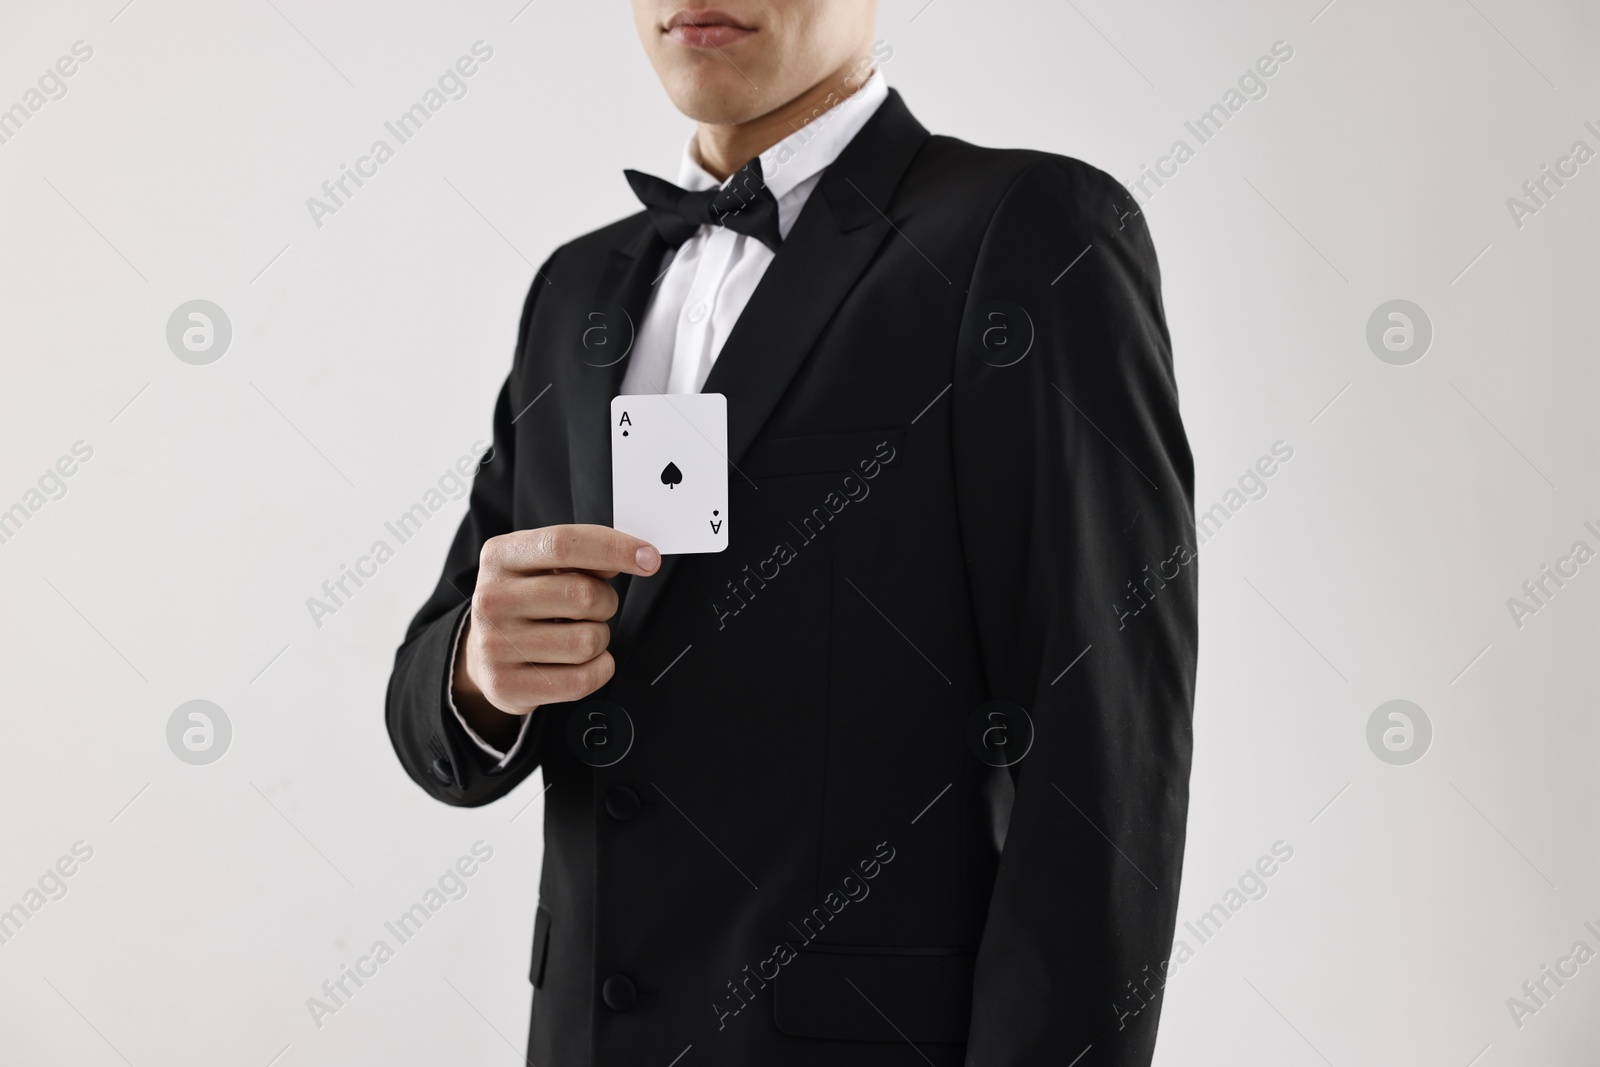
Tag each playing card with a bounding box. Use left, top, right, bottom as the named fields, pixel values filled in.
left=610, top=393, right=729, bottom=555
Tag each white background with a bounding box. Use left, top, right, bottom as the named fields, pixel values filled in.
left=1, top=1, right=1596, bottom=1064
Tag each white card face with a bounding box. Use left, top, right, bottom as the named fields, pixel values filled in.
left=610, top=392, right=730, bottom=555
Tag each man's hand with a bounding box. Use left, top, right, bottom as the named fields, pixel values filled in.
left=452, top=524, right=661, bottom=750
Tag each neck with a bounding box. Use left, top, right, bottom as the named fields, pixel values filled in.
left=693, top=56, right=876, bottom=181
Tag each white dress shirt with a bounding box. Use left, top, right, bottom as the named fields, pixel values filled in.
left=454, top=71, right=890, bottom=765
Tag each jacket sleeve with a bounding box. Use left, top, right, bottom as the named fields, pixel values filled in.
left=385, top=263, right=556, bottom=808
left=954, top=159, right=1197, bottom=1066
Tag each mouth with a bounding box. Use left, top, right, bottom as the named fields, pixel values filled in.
left=663, top=8, right=756, bottom=49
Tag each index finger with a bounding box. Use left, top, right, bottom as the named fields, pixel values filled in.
left=483, top=524, right=660, bottom=578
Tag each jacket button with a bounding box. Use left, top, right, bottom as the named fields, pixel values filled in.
left=429, top=757, right=453, bottom=786
left=602, top=973, right=637, bottom=1011
left=604, top=785, right=641, bottom=821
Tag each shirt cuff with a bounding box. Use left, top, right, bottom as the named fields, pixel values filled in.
left=446, top=602, right=531, bottom=769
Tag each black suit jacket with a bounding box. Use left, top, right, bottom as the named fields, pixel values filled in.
left=387, top=90, right=1197, bottom=1067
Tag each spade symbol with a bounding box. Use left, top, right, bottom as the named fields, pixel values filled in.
left=660, top=462, right=683, bottom=489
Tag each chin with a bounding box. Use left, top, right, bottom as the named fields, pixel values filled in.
left=666, top=73, right=766, bottom=126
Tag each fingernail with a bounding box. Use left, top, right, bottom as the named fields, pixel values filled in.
left=636, top=545, right=660, bottom=572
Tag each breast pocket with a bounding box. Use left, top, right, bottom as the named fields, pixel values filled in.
left=742, top=430, right=904, bottom=480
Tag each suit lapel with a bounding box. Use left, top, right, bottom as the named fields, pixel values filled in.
left=567, top=224, right=668, bottom=530
left=612, top=90, right=931, bottom=655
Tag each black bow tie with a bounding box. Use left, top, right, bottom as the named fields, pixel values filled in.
left=624, top=157, right=783, bottom=253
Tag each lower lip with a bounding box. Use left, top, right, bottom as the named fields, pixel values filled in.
left=666, top=24, right=755, bottom=48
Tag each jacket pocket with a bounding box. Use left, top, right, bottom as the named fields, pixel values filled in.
left=772, top=946, right=974, bottom=1043
left=529, top=905, right=552, bottom=987
left=743, top=430, right=904, bottom=480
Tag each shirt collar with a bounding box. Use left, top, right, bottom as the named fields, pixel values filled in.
left=674, top=70, right=889, bottom=200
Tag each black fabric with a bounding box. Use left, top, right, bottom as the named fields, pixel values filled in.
left=625, top=156, right=784, bottom=252
left=742, top=429, right=906, bottom=480
left=386, top=89, right=1197, bottom=1067
left=530, top=906, right=552, bottom=988
left=773, top=948, right=975, bottom=1043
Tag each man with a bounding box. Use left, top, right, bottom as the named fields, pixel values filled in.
left=386, top=1, right=1197, bottom=1064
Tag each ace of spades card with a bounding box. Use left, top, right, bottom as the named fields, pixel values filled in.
left=610, top=393, right=729, bottom=555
